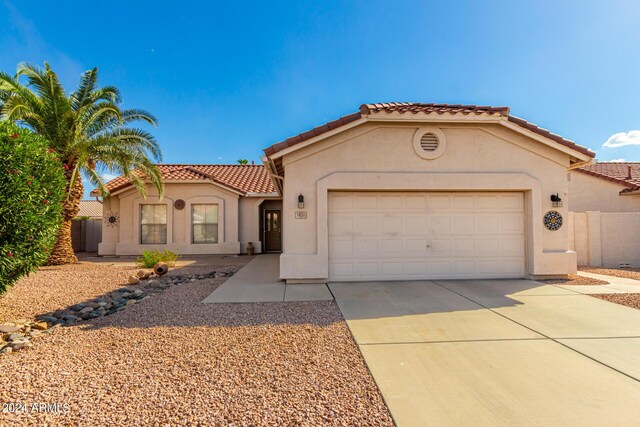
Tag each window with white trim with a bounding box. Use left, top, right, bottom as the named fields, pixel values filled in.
left=140, top=204, right=167, bottom=244
left=192, top=204, right=218, bottom=244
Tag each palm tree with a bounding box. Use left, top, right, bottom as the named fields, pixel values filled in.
left=0, top=62, right=164, bottom=265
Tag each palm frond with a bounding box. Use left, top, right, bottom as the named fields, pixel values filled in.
left=70, top=67, right=98, bottom=111
left=3, top=61, right=162, bottom=200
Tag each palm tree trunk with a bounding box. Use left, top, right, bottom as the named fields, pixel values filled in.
left=46, top=168, right=84, bottom=265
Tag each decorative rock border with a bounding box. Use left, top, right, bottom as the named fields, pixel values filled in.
left=0, top=268, right=235, bottom=356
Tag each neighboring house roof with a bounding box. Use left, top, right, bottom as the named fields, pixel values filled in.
left=576, top=162, right=640, bottom=194
left=77, top=200, right=103, bottom=218
left=263, top=102, right=595, bottom=158
left=91, top=164, right=275, bottom=197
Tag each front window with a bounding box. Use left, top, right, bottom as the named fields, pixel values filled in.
left=192, top=204, right=218, bottom=243
left=140, top=204, right=167, bottom=244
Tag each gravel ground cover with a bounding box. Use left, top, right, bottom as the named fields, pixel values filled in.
left=0, top=261, right=393, bottom=426
left=579, top=267, right=640, bottom=281
left=0, top=263, right=138, bottom=323
left=537, top=274, right=609, bottom=286
left=593, top=293, right=640, bottom=310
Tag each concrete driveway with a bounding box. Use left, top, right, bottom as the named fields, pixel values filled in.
left=329, top=279, right=640, bottom=426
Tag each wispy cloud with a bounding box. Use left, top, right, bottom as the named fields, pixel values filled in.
left=0, top=2, right=84, bottom=88
left=101, top=173, right=119, bottom=182
left=608, top=158, right=627, bottom=162
left=603, top=131, right=640, bottom=148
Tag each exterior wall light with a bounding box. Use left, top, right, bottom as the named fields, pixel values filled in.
left=551, top=193, right=562, bottom=207
left=298, top=194, right=305, bottom=209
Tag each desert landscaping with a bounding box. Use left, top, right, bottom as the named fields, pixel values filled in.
left=0, top=258, right=393, bottom=426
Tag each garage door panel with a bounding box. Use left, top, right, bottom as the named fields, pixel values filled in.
left=356, top=216, right=379, bottom=234
left=477, top=216, right=500, bottom=234
left=477, top=237, right=500, bottom=255
left=382, top=216, right=403, bottom=234
left=355, top=263, right=379, bottom=279
left=500, top=236, right=525, bottom=256
left=428, top=194, right=451, bottom=209
left=329, top=194, right=353, bottom=210
left=405, top=195, right=427, bottom=209
left=354, top=239, right=378, bottom=256
left=354, top=196, right=378, bottom=209
left=451, top=195, right=475, bottom=209
left=329, top=215, right=354, bottom=235
left=328, top=192, right=525, bottom=281
left=476, top=261, right=501, bottom=275
left=430, top=216, right=452, bottom=234
left=453, top=238, right=476, bottom=254
left=429, top=261, right=453, bottom=277
left=330, top=238, right=354, bottom=256
left=405, top=238, right=430, bottom=254
left=429, top=239, right=451, bottom=254
left=405, top=262, right=428, bottom=277
left=501, top=260, right=525, bottom=275
left=404, top=215, right=428, bottom=233
left=381, top=239, right=403, bottom=255
left=500, top=194, right=524, bottom=210
left=330, top=263, right=354, bottom=280
left=453, top=216, right=476, bottom=235
left=453, top=261, right=476, bottom=276
left=380, top=195, right=403, bottom=209
left=499, top=213, right=525, bottom=233
left=381, top=262, right=403, bottom=277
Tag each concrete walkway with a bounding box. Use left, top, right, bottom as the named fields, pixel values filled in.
left=330, top=279, right=640, bottom=426
left=202, top=254, right=333, bottom=303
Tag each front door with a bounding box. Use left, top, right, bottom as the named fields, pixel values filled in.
left=264, top=209, right=282, bottom=252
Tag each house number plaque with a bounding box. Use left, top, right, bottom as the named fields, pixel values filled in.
left=295, top=211, right=307, bottom=219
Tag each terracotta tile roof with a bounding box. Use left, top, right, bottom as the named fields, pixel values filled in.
left=576, top=162, right=640, bottom=193
left=361, top=102, right=509, bottom=116
left=263, top=102, right=595, bottom=158
left=77, top=200, right=103, bottom=218
left=93, top=164, right=275, bottom=196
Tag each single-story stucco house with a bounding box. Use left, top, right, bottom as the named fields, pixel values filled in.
left=96, top=102, right=598, bottom=282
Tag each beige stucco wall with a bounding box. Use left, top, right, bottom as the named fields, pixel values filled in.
left=277, top=122, right=578, bottom=282
left=99, top=182, right=243, bottom=256
left=238, top=198, right=284, bottom=254
left=569, top=172, right=640, bottom=212
left=570, top=211, right=640, bottom=268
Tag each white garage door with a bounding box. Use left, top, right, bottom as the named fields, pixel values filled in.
left=328, top=192, right=525, bottom=281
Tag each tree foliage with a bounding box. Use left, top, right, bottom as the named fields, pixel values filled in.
left=0, top=62, right=164, bottom=264
left=0, top=122, right=66, bottom=294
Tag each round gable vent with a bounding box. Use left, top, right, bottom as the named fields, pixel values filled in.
left=413, top=127, right=447, bottom=159
left=420, top=133, right=439, bottom=152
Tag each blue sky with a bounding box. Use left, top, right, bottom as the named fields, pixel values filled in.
left=1, top=0, right=639, bottom=193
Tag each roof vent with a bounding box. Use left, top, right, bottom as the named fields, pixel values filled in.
left=413, top=127, right=447, bottom=160
left=420, top=133, right=439, bottom=152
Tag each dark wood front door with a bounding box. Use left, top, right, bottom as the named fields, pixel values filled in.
left=264, top=209, right=282, bottom=252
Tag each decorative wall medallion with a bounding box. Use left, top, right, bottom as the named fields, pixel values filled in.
left=543, top=210, right=563, bottom=231
left=174, top=199, right=186, bottom=210
left=105, top=212, right=120, bottom=227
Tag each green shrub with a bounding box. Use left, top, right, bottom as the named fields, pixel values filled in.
left=136, top=250, right=180, bottom=268
left=0, top=122, right=66, bottom=295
